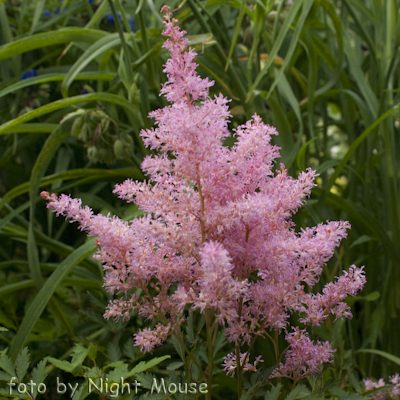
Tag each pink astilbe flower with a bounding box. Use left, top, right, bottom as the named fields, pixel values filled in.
left=363, top=374, right=400, bottom=400
left=222, top=353, right=264, bottom=377
left=269, top=328, right=335, bottom=380
left=41, top=5, right=366, bottom=378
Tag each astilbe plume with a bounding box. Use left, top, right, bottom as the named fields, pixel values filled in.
left=364, top=374, right=400, bottom=400
left=41, top=6, right=366, bottom=382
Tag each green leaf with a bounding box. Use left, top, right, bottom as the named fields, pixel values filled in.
left=224, top=0, right=246, bottom=71
left=265, top=383, right=282, bottom=400
left=0, top=93, right=143, bottom=136
left=356, top=291, right=380, bottom=302
left=323, top=103, right=400, bottom=198
left=29, top=0, right=46, bottom=35
left=8, top=240, right=97, bottom=361
left=166, top=361, right=184, bottom=371
left=355, top=348, right=400, bottom=366
left=48, top=345, right=88, bottom=373
left=0, top=167, right=143, bottom=212
left=29, top=127, right=70, bottom=285
left=285, top=385, right=308, bottom=400
left=107, top=342, right=121, bottom=363
left=31, top=359, right=48, bottom=398
left=0, top=280, right=35, bottom=296
left=171, top=335, right=186, bottom=362
left=267, top=0, right=314, bottom=97
left=61, top=33, right=120, bottom=98
left=247, top=0, right=305, bottom=101
left=0, top=72, right=115, bottom=99
left=47, top=358, right=76, bottom=373
left=0, top=28, right=107, bottom=62
left=350, top=235, right=376, bottom=248
left=0, top=388, right=30, bottom=399
left=0, top=371, right=11, bottom=381
left=338, top=393, right=365, bottom=400
left=0, top=353, right=16, bottom=377
left=127, top=355, right=170, bottom=377
left=14, top=347, right=30, bottom=382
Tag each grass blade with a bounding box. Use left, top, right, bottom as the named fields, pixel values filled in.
left=8, top=239, right=97, bottom=361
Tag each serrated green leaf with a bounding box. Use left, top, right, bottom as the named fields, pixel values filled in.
left=104, top=361, right=126, bottom=371
left=265, top=383, right=282, bottom=400
left=47, top=358, right=76, bottom=373
left=295, top=385, right=312, bottom=398
left=15, top=347, right=30, bottom=382
left=338, top=393, right=365, bottom=400
left=107, top=342, right=121, bottom=363
left=127, top=355, right=170, bottom=377
left=0, top=371, right=11, bottom=381
left=71, top=344, right=89, bottom=366
left=166, top=362, right=184, bottom=371
left=134, top=372, right=157, bottom=389
left=0, top=353, right=16, bottom=376
left=285, top=385, right=307, bottom=400
left=171, top=335, right=185, bottom=362
left=72, top=381, right=88, bottom=400
left=31, top=359, right=48, bottom=398
left=0, top=388, right=30, bottom=399
left=87, top=343, right=97, bottom=362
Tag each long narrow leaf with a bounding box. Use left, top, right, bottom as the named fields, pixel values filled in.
left=8, top=240, right=97, bottom=361
left=0, top=93, right=143, bottom=136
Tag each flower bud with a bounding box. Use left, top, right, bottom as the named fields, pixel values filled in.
left=87, top=146, right=99, bottom=163
left=113, top=139, right=125, bottom=159
left=71, top=116, right=84, bottom=137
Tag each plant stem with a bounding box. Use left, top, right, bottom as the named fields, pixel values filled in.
left=236, top=343, right=242, bottom=400
left=205, top=307, right=214, bottom=400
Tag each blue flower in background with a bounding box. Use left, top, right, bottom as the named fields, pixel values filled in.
left=21, top=69, right=37, bottom=80
left=129, top=17, right=136, bottom=31
left=105, top=13, right=118, bottom=24
left=43, top=9, right=51, bottom=17
left=105, top=13, right=136, bottom=31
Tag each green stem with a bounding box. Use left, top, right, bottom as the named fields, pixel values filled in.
left=205, top=307, right=214, bottom=400
left=236, top=343, right=242, bottom=399
left=236, top=297, right=244, bottom=399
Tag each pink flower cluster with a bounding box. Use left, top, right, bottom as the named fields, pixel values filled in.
left=41, top=6, right=366, bottom=379
left=364, top=374, right=400, bottom=400
left=223, top=353, right=264, bottom=377
left=269, top=328, right=335, bottom=380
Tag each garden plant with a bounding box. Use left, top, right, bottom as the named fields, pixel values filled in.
left=0, top=0, right=399, bottom=399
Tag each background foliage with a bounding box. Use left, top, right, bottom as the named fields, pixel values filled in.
left=0, top=0, right=399, bottom=399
